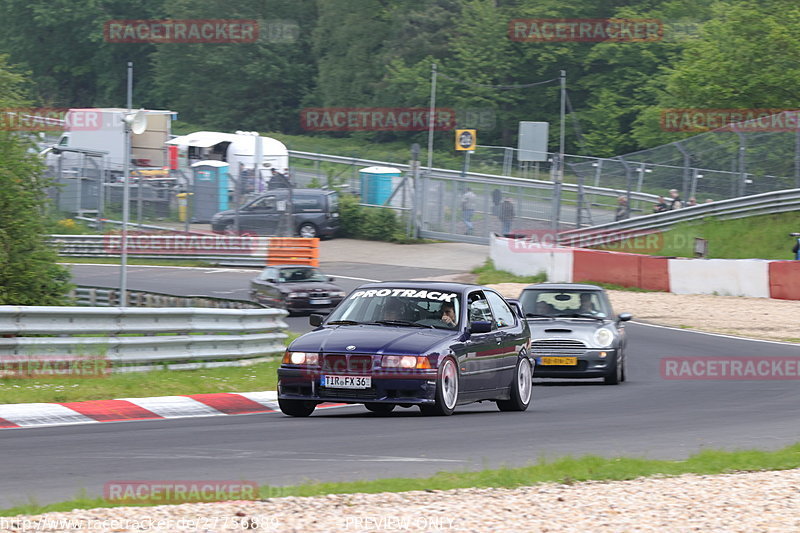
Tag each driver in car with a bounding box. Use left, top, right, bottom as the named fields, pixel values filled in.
left=577, top=293, right=601, bottom=316
left=440, top=302, right=457, bottom=328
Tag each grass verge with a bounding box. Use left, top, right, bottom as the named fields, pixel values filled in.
left=597, top=212, right=800, bottom=260
left=472, top=259, right=546, bottom=286
left=3, top=443, right=799, bottom=516
left=0, top=359, right=283, bottom=404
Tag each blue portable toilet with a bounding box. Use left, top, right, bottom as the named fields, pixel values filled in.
left=359, top=166, right=401, bottom=206
left=191, top=160, right=229, bottom=222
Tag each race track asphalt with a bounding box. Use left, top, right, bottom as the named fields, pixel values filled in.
left=1, top=263, right=798, bottom=508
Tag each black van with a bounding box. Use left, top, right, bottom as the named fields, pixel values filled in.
left=210, top=188, right=339, bottom=238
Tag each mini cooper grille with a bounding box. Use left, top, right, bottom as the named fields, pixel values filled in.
left=530, top=339, right=587, bottom=356
left=309, top=291, right=330, bottom=297
left=322, top=354, right=374, bottom=372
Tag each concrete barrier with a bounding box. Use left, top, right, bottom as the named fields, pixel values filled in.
left=489, top=233, right=792, bottom=299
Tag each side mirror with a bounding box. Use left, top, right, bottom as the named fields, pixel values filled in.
left=328, top=277, right=335, bottom=282
left=309, top=313, right=325, bottom=327
left=618, top=312, right=633, bottom=322
left=469, top=320, right=493, bottom=334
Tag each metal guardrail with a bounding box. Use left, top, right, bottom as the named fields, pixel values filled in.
left=0, top=306, right=289, bottom=373
left=289, top=150, right=659, bottom=204
left=558, top=188, right=800, bottom=246
left=71, top=286, right=262, bottom=309
left=50, top=234, right=269, bottom=267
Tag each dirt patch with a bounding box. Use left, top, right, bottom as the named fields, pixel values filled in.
left=487, top=283, right=800, bottom=343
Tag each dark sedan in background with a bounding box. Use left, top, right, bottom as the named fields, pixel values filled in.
left=250, top=265, right=346, bottom=314
left=277, top=281, right=533, bottom=416
left=519, top=283, right=632, bottom=385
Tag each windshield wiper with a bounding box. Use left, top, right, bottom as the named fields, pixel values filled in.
left=326, top=320, right=363, bottom=325
left=525, top=313, right=554, bottom=318
left=565, top=313, right=606, bottom=320
left=372, top=320, right=434, bottom=329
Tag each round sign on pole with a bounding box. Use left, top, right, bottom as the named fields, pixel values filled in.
left=455, top=129, right=476, bottom=151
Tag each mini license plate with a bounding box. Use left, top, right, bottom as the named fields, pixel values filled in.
left=540, top=356, right=578, bottom=366
left=322, top=375, right=371, bottom=389
left=310, top=298, right=332, bottom=305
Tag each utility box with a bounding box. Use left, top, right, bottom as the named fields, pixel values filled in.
left=191, top=160, right=229, bottom=222
left=359, top=166, right=401, bottom=206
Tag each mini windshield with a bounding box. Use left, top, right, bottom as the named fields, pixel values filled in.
left=519, top=290, right=610, bottom=318
left=273, top=267, right=328, bottom=283
left=326, top=288, right=461, bottom=329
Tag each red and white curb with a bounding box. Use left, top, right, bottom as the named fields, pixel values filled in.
left=0, top=392, right=345, bottom=429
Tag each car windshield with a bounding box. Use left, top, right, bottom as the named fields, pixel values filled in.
left=273, top=267, right=328, bottom=283
left=326, top=288, right=461, bottom=330
left=519, top=290, right=610, bottom=319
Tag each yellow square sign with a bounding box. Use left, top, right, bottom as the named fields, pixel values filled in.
left=455, top=129, right=476, bottom=151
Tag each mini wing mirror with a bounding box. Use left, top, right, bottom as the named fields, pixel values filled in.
left=618, top=312, right=633, bottom=322
left=309, top=313, right=325, bottom=327
left=469, top=320, right=493, bottom=334
left=328, top=276, right=335, bottom=282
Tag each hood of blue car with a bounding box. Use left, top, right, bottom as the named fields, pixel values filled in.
left=289, top=325, right=452, bottom=356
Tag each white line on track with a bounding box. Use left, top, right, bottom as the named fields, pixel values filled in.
left=632, top=321, right=800, bottom=346
left=64, top=263, right=381, bottom=281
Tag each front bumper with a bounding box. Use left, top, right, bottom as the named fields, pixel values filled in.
left=278, top=367, right=439, bottom=405
left=533, top=349, right=617, bottom=378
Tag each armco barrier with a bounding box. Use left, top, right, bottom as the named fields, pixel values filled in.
left=0, top=306, right=289, bottom=372
left=768, top=261, right=800, bottom=300
left=265, top=237, right=320, bottom=266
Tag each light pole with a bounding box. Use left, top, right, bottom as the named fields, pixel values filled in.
left=119, top=62, right=133, bottom=307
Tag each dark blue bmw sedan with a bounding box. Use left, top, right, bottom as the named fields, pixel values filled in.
left=277, top=282, right=532, bottom=416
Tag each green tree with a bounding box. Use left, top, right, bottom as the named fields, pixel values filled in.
left=0, top=56, right=72, bottom=305
left=152, top=0, right=317, bottom=132
left=0, top=0, right=163, bottom=107
left=632, top=0, right=800, bottom=146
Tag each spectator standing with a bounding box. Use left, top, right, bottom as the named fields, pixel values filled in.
left=491, top=188, right=502, bottom=216
left=615, top=196, right=628, bottom=221
left=461, top=188, right=477, bottom=235
left=687, top=197, right=698, bottom=207
left=793, top=236, right=800, bottom=260
left=653, top=196, right=669, bottom=213
left=668, top=189, right=683, bottom=210
left=499, top=197, right=515, bottom=236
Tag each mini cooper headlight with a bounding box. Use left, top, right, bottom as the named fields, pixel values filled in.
left=593, top=328, right=615, bottom=348
left=282, top=351, right=319, bottom=366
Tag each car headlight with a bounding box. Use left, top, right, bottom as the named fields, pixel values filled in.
left=330, top=291, right=346, bottom=297
left=288, top=292, right=308, bottom=298
left=382, top=355, right=431, bottom=369
left=593, top=328, right=615, bottom=348
left=282, top=351, right=319, bottom=366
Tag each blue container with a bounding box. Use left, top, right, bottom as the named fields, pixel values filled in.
left=359, top=166, right=401, bottom=206
left=191, top=161, right=230, bottom=222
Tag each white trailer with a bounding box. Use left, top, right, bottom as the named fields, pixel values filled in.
left=45, top=108, right=175, bottom=174
left=165, top=131, right=289, bottom=187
